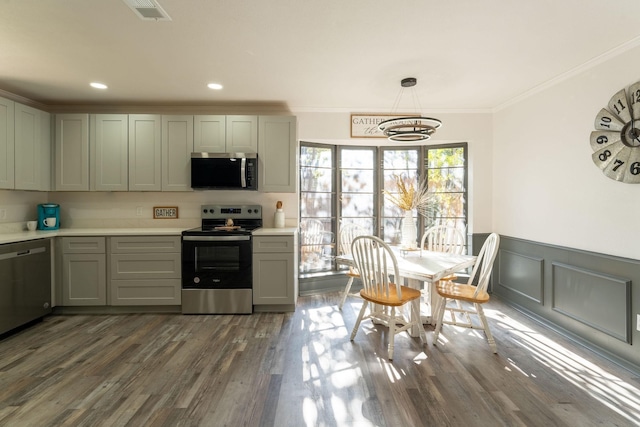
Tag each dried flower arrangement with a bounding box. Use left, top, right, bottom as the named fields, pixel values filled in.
left=383, top=174, right=437, bottom=218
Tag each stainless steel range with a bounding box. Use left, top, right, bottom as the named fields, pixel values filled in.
left=181, top=204, right=262, bottom=314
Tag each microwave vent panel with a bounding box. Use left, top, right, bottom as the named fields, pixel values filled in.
left=123, top=0, right=171, bottom=21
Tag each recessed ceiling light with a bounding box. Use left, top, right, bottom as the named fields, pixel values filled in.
left=90, top=82, right=108, bottom=89
left=207, top=83, right=223, bottom=90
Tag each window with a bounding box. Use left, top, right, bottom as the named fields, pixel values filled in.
left=300, top=144, right=335, bottom=274
left=339, top=147, right=376, bottom=235
left=299, top=142, right=468, bottom=275
left=381, top=148, right=420, bottom=244
left=424, top=144, right=467, bottom=234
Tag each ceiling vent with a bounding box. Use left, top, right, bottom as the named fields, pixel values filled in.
left=123, top=0, right=171, bottom=21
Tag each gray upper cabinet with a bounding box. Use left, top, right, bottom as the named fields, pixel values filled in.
left=226, top=115, right=258, bottom=153
left=42, top=112, right=296, bottom=193
left=91, top=114, right=128, bottom=191
left=15, top=103, right=50, bottom=191
left=129, top=114, right=162, bottom=191
left=0, top=97, right=15, bottom=189
left=258, top=116, right=297, bottom=193
left=39, top=112, right=51, bottom=191
left=193, top=115, right=226, bottom=153
left=15, top=104, right=40, bottom=190
left=55, top=114, right=89, bottom=191
left=162, top=115, right=193, bottom=191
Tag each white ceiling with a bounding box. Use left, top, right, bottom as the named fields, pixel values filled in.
left=2, top=0, right=640, bottom=112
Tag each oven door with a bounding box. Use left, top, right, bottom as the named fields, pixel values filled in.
left=182, top=235, right=252, bottom=289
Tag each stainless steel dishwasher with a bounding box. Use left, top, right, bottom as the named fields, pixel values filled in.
left=0, top=239, right=52, bottom=336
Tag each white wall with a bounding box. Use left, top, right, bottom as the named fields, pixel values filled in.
left=295, top=110, right=494, bottom=233
left=493, top=45, right=640, bottom=259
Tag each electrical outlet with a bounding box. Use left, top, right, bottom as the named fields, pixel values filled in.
left=637, top=314, right=640, bottom=332
left=136, top=207, right=143, bottom=216
left=0, top=209, right=6, bottom=219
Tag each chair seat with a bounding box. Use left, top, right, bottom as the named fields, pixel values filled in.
left=436, top=282, right=490, bottom=304
left=346, top=267, right=360, bottom=278
left=361, top=284, right=421, bottom=307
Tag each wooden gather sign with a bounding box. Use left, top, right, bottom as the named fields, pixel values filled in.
left=350, top=114, right=419, bottom=138
left=153, top=206, right=179, bottom=219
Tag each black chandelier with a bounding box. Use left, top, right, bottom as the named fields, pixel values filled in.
left=377, top=77, right=442, bottom=142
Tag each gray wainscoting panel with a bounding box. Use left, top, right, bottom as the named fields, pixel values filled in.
left=552, top=262, right=631, bottom=343
left=498, top=249, right=544, bottom=304
left=494, top=235, right=640, bottom=374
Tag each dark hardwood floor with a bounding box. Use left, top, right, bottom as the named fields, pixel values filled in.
left=0, top=292, right=638, bottom=426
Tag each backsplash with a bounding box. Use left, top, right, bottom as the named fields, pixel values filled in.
left=0, top=190, right=48, bottom=230
left=1, top=190, right=299, bottom=230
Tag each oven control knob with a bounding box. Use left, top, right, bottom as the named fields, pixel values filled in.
left=194, top=277, right=200, bottom=284
left=202, top=209, right=208, bottom=214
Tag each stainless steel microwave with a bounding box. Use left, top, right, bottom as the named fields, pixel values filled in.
left=190, top=152, right=258, bottom=190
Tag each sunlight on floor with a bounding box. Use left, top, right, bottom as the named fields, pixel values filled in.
left=300, top=305, right=376, bottom=426
left=485, top=307, right=640, bottom=425
left=298, top=299, right=640, bottom=426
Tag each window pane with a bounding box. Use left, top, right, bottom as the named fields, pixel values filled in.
left=341, top=193, right=374, bottom=217
left=427, top=147, right=465, bottom=168
left=301, top=166, right=332, bottom=192
left=341, top=149, right=374, bottom=169
left=301, top=146, right=332, bottom=168
left=340, top=218, right=374, bottom=235
left=382, top=217, right=403, bottom=244
left=427, top=167, right=465, bottom=192
left=341, top=169, right=374, bottom=193
left=383, top=150, right=418, bottom=169
left=432, top=193, right=465, bottom=219
left=382, top=197, right=404, bottom=217
left=301, top=193, right=332, bottom=218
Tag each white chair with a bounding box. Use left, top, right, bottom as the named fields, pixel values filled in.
left=337, top=223, right=366, bottom=310
left=300, top=219, right=332, bottom=270
left=350, top=235, right=426, bottom=360
left=419, top=225, right=466, bottom=307
left=433, top=233, right=500, bottom=353
left=420, top=225, right=466, bottom=255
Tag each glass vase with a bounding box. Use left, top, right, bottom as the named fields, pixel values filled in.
left=401, top=210, right=417, bottom=249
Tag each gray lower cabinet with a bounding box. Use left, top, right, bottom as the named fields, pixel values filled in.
left=109, top=236, right=181, bottom=306
left=253, top=233, right=298, bottom=310
left=61, top=237, right=106, bottom=306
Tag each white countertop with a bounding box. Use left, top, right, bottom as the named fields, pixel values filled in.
left=0, top=228, right=189, bottom=245
left=0, top=226, right=299, bottom=245
left=252, top=227, right=298, bottom=236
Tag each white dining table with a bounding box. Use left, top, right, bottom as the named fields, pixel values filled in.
left=336, top=246, right=476, bottom=337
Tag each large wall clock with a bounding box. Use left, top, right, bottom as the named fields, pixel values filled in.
left=591, top=81, right=640, bottom=183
